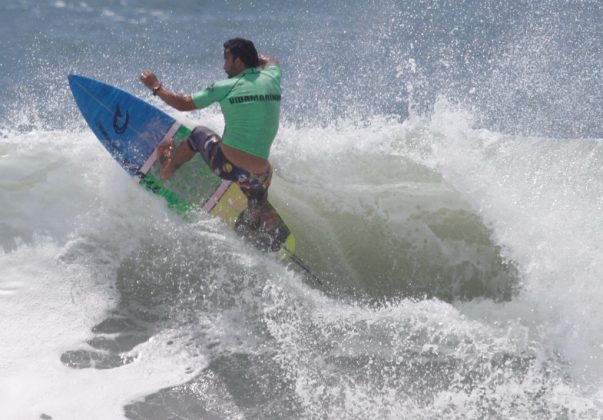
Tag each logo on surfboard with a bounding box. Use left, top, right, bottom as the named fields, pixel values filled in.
left=112, top=104, right=129, bottom=134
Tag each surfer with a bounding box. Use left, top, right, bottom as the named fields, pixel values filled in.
left=140, top=38, right=286, bottom=250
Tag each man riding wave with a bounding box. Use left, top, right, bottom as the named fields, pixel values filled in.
left=140, top=38, right=287, bottom=250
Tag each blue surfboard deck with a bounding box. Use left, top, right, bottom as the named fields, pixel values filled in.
left=68, top=74, right=297, bottom=254
left=69, top=75, right=174, bottom=176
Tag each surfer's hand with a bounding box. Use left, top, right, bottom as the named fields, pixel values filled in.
left=258, top=54, right=278, bottom=68
left=139, top=71, right=159, bottom=91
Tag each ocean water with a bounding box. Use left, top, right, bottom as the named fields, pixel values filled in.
left=1, top=0, right=602, bottom=419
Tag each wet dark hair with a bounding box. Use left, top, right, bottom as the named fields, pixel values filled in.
left=223, top=38, right=259, bottom=68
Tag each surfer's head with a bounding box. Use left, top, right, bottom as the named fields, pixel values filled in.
left=223, top=38, right=259, bottom=77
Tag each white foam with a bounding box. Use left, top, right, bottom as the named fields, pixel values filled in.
left=423, top=98, right=603, bottom=384
left=0, top=128, right=211, bottom=418
left=0, top=239, right=206, bottom=419
left=2, top=101, right=602, bottom=415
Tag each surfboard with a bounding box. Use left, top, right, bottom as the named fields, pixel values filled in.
left=67, top=74, right=296, bottom=254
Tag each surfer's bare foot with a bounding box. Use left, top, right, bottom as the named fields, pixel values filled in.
left=257, top=209, right=281, bottom=233
left=235, top=206, right=288, bottom=251
left=157, top=139, right=175, bottom=179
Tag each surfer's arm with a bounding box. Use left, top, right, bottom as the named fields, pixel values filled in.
left=139, top=71, right=196, bottom=111
left=258, top=56, right=281, bottom=84
left=155, top=88, right=196, bottom=112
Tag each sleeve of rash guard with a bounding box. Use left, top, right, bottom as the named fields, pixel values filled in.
left=191, top=79, right=233, bottom=109
left=262, top=65, right=281, bottom=84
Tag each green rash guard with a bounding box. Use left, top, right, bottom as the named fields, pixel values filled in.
left=191, top=65, right=282, bottom=160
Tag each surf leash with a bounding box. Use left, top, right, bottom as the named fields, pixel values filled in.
left=283, top=247, right=323, bottom=286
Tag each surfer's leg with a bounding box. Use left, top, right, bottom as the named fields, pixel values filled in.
left=190, top=132, right=287, bottom=250
left=188, top=125, right=222, bottom=168
left=157, top=124, right=217, bottom=179
left=235, top=166, right=289, bottom=250
left=237, top=166, right=281, bottom=234
left=237, top=166, right=272, bottom=220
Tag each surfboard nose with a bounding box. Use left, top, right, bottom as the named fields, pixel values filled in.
left=67, top=74, right=80, bottom=87
left=67, top=74, right=90, bottom=112
left=67, top=74, right=86, bottom=99
left=67, top=74, right=89, bottom=94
